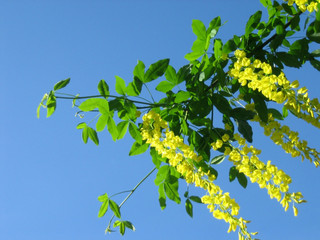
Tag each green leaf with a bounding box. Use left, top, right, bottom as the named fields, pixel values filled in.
left=98, top=199, right=109, bottom=218
left=214, top=39, right=223, bottom=59
left=210, top=154, right=225, bottom=165
left=98, top=193, right=109, bottom=202
left=174, top=91, right=190, bottom=103
left=98, top=80, right=110, bottom=98
left=129, top=141, right=149, bottom=156
left=117, top=121, right=129, bottom=140
left=184, top=51, right=205, bottom=61
left=268, top=108, right=284, bottom=120
left=237, top=172, right=248, bottom=188
left=78, top=98, right=109, bottom=114
left=237, top=119, right=253, bottom=143
left=229, top=166, right=237, bottom=182
left=191, top=39, right=206, bottom=52
left=129, top=122, right=142, bottom=144
left=164, top=181, right=181, bottom=204
left=145, top=59, right=170, bottom=83
left=37, top=93, right=48, bottom=118
left=222, top=39, right=236, bottom=54
left=230, top=107, right=255, bottom=120
left=245, top=11, right=262, bottom=37
left=82, top=125, right=89, bottom=144
left=154, top=165, right=169, bottom=186
left=310, top=59, right=320, bottom=71
left=158, top=183, right=166, bottom=210
left=311, top=49, right=320, bottom=57
left=76, top=122, right=87, bottom=129
left=133, top=60, right=145, bottom=82
left=115, top=76, right=126, bottom=95
left=123, top=221, right=135, bottom=231
left=88, top=127, right=99, bottom=145
left=150, top=147, right=165, bottom=169
left=155, top=81, right=175, bottom=93
left=276, top=52, right=301, bottom=68
left=126, top=78, right=142, bottom=96
left=46, top=91, right=56, bottom=118
left=96, top=114, right=109, bottom=132
left=189, top=196, right=202, bottom=203
left=192, top=19, right=207, bottom=41
left=253, top=94, right=268, bottom=123
left=119, top=222, right=125, bottom=235
left=282, top=106, right=288, bottom=118
left=165, top=65, right=178, bottom=85
left=185, top=199, right=193, bottom=218
left=212, top=93, right=232, bottom=115
left=109, top=200, right=121, bottom=218
left=107, top=117, right=118, bottom=141
left=53, top=78, right=70, bottom=91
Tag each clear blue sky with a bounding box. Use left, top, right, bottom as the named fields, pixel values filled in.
left=1, top=1, right=320, bottom=239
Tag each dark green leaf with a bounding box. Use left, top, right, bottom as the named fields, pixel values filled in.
left=212, top=93, right=232, bottom=115
left=229, top=166, right=237, bottom=182
left=150, top=147, right=165, bottom=169
left=237, top=172, right=248, bottom=188
left=158, top=183, right=166, bottom=210
left=109, top=200, right=121, bottom=218
left=222, top=39, right=236, bottom=54
left=123, top=221, right=135, bottom=231
left=210, top=154, right=226, bottom=164
left=185, top=199, right=193, bottom=218
left=145, top=59, right=170, bottom=83
left=129, top=122, right=142, bottom=144
left=311, top=49, right=320, bottom=57
left=310, top=59, right=320, bottom=71
left=155, top=81, right=175, bottom=93
left=115, top=76, right=126, bottom=95
left=189, top=196, right=202, bottom=203
left=117, top=121, right=129, bottom=140
left=276, top=52, right=301, bottom=68
left=253, top=94, right=268, bottom=123
left=268, top=108, right=284, bottom=120
left=164, top=181, right=181, bottom=204
left=230, top=107, right=255, bottom=120
left=129, top=141, right=149, bottom=156
left=126, top=78, right=142, bottom=96
left=98, top=80, right=109, bottom=98
left=53, top=78, right=70, bottom=91
left=237, top=119, right=253, bottom=143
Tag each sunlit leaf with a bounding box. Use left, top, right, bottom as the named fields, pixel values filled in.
left=109, top=200, right=121, bottom=218
left=53, top=78, right=70, bottom=91
left=115, top=76, right=126, bottom=95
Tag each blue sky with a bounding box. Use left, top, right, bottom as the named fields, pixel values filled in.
left=1, top=1, right=320, bottom=239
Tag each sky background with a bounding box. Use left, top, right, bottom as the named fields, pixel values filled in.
left=1, top=0, right=320, bottom=240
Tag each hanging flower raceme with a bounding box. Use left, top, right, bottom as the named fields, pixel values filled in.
left=140, top=110, right=257, bottom=240
left=229, top=50, right=320, bottom=129
left=212, top=133, right=305, bottom=215
left=245, top=103, right=320, bottom=167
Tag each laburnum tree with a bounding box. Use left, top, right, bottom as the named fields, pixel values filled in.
left=38, top=0, right=320, bottom=239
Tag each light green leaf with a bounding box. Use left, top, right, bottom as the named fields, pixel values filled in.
left=158, top=183, right=166, bottom=210
left=115, top=76, right=126, bottom=95
left=164, top=181, right=181, bottom=204
left=107, top=117, right=118, bottom=141
left=184, top=51, right=205, bottom=61
left=109, top=200, right=121, bottom=218
left=154, top=165, right=170, bottom=186
left=96, top=114, right=109, bottom=132
left=37, top=93, right=48, bottom=118
left=88, top=127, right=99, bottom=145
left=145, top=59, right=170, bottom=83
left=129, top=141, right=149, bottom=156
left=82, top=125, right=89, bottom=144
left=78, top=98, right=109, bottom=114
left=126, top=78, right=142, bottom=96
left=174, top=91, right=190, bottom=103
left=192, top=19, right=207, bottom=41
left=155, top=81, right=175, bottom=93
left=46, top=91, right=56, bottom=118
left=133, top=60, right=145, bottom=82
left=165, top=65, right=177, bottom=85
left=76, top=122, right=87, bottom=129
left=129, top=122, right=142, bottom=144
left=53, top=78, right=70, bottom=91
left=98, top=199, right=109, bottom=218
left=117, top=121, right=129, bottom=140
left=214, top=39, right=223, bottom=59
left=98, top=193, right=109, bottom=202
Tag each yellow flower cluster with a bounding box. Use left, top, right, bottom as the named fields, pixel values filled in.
left=284, top=0, right=320, bottom=12
left=212, top=133, right=305, bottom=214
left=141, top=110, right=256, bottom=240
left=229, top=50, right=320, bottom=129
left=245, top=103, right=320, bottom=167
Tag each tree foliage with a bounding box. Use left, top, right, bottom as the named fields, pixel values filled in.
left=38, top=1, right=320, bottom=239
